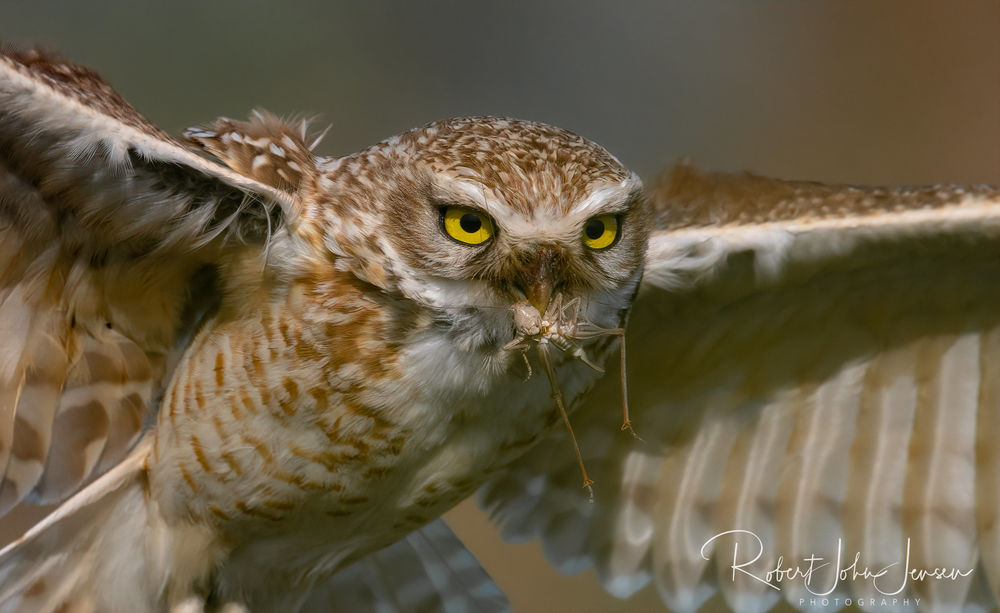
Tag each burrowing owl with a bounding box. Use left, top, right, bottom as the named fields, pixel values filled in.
left=3, top=48, right=1000, bottom=613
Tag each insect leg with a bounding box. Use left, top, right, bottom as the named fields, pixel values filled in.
left=536, top=344, right=594, bottom=502
left=502, top=333, right=528, bottom=351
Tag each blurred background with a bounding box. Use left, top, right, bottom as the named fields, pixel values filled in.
left=1, top=1, right=998, bottom=612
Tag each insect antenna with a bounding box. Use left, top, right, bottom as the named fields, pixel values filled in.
left=537, top=343, right=594, bottom=503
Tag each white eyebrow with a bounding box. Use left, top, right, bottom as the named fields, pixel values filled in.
left=446, top=180, right=490, bottom=207
left=435, top=180, right=515, bottom=223
left=570, top=177, right=640, bottom=217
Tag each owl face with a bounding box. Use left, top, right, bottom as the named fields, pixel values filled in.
left=302, top=116, right=649, bottom=390
left=329, top=117, right=649, bottom=344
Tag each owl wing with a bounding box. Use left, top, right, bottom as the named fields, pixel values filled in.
left=480, top=163, right=1000, bottom=613
left=0, top=49, right=506, bottom=613
left=0, top=48, right=295, bottom=516
left=310, top=518, right=509, bottom=613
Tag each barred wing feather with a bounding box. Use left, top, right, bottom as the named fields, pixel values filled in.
left=0, top=47, right=290, bottom=517
left=481, top=165, right=1000, bottom=613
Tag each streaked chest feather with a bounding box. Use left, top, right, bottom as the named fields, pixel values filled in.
left=147, top=283, right=610, bottom=585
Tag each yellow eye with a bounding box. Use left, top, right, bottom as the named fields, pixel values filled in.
left=442, top=206, right=494, bottom=245
left=582, top=214, right=619, bottom=250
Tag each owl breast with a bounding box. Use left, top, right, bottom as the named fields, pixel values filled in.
left=146, top=274, right=612, bottom=592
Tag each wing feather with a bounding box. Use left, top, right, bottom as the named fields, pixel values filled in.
left=602, top=448, right=658, bottom=598
left=303, top=518, right=510, bottom=613
left=712, top=393, right=793, bottom=613
left=482, top=164, right=1000, bottom=612
left=903, top=334, right=980, bottom=609
left=775, top=364, right=864, bottom=610
left=0, top=48, right=289, bottom=517
left=844, top=345, right=918, bottom=609
left=0, top=321, right=68, bottom=514
left=651, top=405, right=737, bottom=613
left=30, top=328, right=154, bottom=505
left=975, top=327, right=1000, bottom=604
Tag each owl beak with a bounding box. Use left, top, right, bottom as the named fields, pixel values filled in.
left=521, top=246, right=556, bottom=314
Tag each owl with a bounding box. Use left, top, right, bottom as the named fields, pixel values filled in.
left=2, top=46, right=1000, bottom=613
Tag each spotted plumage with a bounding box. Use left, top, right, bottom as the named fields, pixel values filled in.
left=3, top=47, right=1000, bottom=613
left=0, top=47, right=640, bottom=613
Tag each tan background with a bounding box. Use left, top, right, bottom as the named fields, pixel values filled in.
left=1, top=1, right=999, bottom=612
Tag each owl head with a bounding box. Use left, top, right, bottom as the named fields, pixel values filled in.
left=307, top=116, right=649, bottom=352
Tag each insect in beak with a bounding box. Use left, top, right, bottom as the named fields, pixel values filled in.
left=504, top=293, right=638, bottom=503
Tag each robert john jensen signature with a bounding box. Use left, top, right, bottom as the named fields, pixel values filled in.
left=702, top=530, right=974, bottom=597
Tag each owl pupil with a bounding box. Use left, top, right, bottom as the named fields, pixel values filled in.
left=460, top=214, right=482, bottom=233
left=585, top=219, right=605, bottom=240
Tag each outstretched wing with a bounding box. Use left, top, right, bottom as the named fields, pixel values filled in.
left=1, top=50, right=500, bottom=613
left=0, top=48, right=294, bottom=516
left=481, top=163, right=1000, bottom=612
